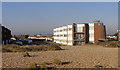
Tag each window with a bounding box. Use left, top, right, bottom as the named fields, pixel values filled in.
left=64, top=29, right=67, bottom=31
left=60, top=30, right=62, bottom=32
left=57, top=35, right=59, bottom=37
left=64, top=34, right=67, bottom=37
left=77, top=27, right=83, bottom=32
left=69, top=28, right=72, bottom=31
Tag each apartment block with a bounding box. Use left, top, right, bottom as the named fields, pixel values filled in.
left=0, top=24, right=11, bottom=45
left=53, top=21, right=106, bottom=45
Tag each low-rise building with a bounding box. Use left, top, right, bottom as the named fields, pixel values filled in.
left=0, top=24, right=11, bottom=45
left=106, top=34, right=117, bottom=41
left=28, top=35, right=53, bottom=41
left=53, top=21, right=106, bottom=45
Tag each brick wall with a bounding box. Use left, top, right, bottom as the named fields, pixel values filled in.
left=94, top=23, right=106, bottom=43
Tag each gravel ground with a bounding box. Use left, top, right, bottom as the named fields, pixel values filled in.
left=2, top=44, right=118, bottom=68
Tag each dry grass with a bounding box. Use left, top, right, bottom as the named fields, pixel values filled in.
left=2, top=44, right=62, bottom=52
left=95, top=65, right=103, bottom=68
left=97, top=41, right=120, bottom=48
left=53, top=58, right=62, bottom=65
left=40, top=62, right=48, bottom=69
left=23, top=52, right=31, bottom=57
left=29, top=62, right=38, bottom=68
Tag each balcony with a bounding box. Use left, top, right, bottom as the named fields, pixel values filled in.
left=74, top=32, right=84, bottom=34
left=74, top=37, right=85, bottom=42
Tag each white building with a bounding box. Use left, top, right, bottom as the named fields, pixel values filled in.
left=54, top=25, right=73, bottom=45
left=53, top=21, right=106, bottom=46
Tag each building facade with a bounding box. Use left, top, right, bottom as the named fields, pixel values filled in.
left=0, top=25, right=11, bottom=45
left=0, top=24, right=2, bottom=45
left=28, top=35, right=53, bottom=42
left=117, top=30, right=120, bottom=41
left=53, top=21, right=106, bottom=45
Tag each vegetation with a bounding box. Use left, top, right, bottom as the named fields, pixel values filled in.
left=97, top=41, right=120, bottom=48
left=2, top=44, right=62, bottom=52
left=28, top=60, right=63, bottom=69
left=95, top=65, right=103, bottom=68
left=29, top=62, right=51, bottom=70
left=23, top=52, right=31, bottom=57
left=25, top=35, right=29, bottom=39
left=40, top=62, right=48, bottom=69
left=53, top=58, right=62, bottom=65
left=29, top=62, right=38, bottom=68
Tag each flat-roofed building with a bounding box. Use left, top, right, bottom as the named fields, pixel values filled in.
left=88, top=21, right=106, bottom=43
left=53, top=21, right=106, bottom=45
left=0, top=24, right=11, bottom=45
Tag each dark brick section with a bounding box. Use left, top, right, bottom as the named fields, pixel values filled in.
left=2, top=26, right=11, bottom=45
left=85, top=24, right=89, bottom=44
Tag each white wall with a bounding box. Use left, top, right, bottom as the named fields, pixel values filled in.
left=53, top=25, right=73, bottom=45
left=67, top=25, right=73, bottom=45
left=76, top=24, right=84, bottom=32
left=88, top=23, right=94, bottom=43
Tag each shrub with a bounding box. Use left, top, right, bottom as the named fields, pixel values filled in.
left=6, top=49, right=13, bottom=52
left=97, top=41, right=119, bottom=48
left=28, top=62, right=41, bottom=70
left=23, top=52, right=31, bottom=57
left=2, top=48, right=13, bottom=52
left=53, top=58, right=62, bottom=65
left=40, top=62, right=48, bottom=69
left=2, top=44, right=62, bottom=52
left=29, top=62, right=49, bottom=70
left=29, top=62, right=37, bottom=68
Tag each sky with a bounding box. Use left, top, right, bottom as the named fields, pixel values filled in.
left=2, top=2, right=118, bottom=35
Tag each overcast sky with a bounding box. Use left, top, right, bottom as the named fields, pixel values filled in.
left=2, top=2, right=118, bottom=35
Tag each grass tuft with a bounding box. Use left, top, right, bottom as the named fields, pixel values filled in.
left=23, top=52, right=31, bottom=57
left=95, top=65, right=103, bottom=68
left=53, top=58, right=62, bottom=65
